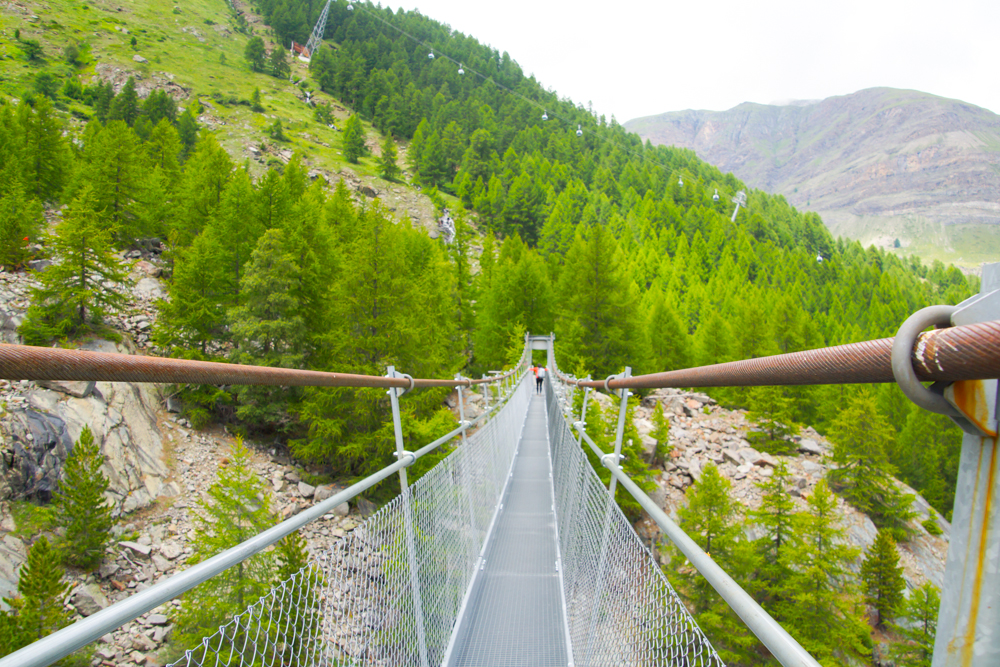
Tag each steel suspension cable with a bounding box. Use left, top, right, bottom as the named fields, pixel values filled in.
left=0, top=343, right=518, bottom=388
left=560, top=319, right=1000, bottom=390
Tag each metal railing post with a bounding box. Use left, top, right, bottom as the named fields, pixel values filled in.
left=608, top=367, right=632, bottom=496
left=456, top=374, right=480, bottom=556
left=933, top=262, right=1000, bottom=667
left=386, top=366, right=430, bottom=667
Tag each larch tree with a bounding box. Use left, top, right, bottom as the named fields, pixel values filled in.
left=176, top=439, right=276, bottom=651
left=556, top=225, right=645, bottom=378
left=16, top=97, right=68, bottom=202
left=154, top=229, right=228, bottom=352
left=83, top=120, right=148, bottom=243
left=341, top=114, right=366, bottom=163
left=828, top=389, right=915, bottom=539
left=0, top=179, right=42, bottom=267
left=861, top=530, right=906, bottom=628
left=776, top=480, right=870, bottom=664
left=228, top=229, right=308, bottom=431
left=750, top=460, right=797, bottom=584
left=20, top=187, right=129, bottom=344
left=746, top=385, right=799, bottom=454
left=53, top=426, right=114, bottom=571
left=107, top=76, right=140, bottom=126
left=0, top=537, right=72, bottom=657
left=890, top=582, right=940, bottom=667
left=673, top=464, right=762, bottom=664
left=244, top=36, right=266, bottom=72
left=378, top=134, right=400, bottom=181
left=269, top=46, right=290, bottom=78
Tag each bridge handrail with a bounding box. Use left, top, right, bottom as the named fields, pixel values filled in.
left=572, top=423, right=822, bottom=667
left=0, top=381, right=518, bottom=667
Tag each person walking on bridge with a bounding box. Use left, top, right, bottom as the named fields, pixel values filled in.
left=535, top=366, right=546, bottom=394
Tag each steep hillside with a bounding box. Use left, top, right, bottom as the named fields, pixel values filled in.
left=625, top=88, right=1000, bottom=269
left=0, top=0, right=442, bottom=232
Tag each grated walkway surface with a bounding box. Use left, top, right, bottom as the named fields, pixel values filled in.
left=448, top=392, right=571, bottom=666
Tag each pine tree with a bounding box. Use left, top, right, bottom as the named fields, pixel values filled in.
left=176, top=439, right=276, bottom=650
left=890, top=582, right=939, bottom=667
left=53, top=426, right=114, bottom=571
left=341, top=114, right=366, bottom=163
left=20, top=187, right=130, bottom=344
left=861, top=529, right=906, bottom=628
left=250, top=87, right=264, bottom=113
left=378, top=134, right=400, bottom=181
left=0, top=537, right=71, bottom=654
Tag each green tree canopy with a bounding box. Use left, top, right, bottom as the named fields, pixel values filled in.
left=244, top=36, right=266, bottom=72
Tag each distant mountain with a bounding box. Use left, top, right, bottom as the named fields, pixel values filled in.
left=625, top=88, right=1000, bottom=269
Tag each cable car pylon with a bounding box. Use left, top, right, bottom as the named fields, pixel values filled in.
left=302, top=0, right=332, bottom=61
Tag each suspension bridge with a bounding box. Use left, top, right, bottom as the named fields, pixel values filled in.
left=0, top=263, right=998, bottom=667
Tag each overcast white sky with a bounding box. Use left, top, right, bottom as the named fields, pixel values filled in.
left=383, top=0, right=1000, bottom=122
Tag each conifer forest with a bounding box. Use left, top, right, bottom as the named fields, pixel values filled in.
left=0, top=0, right=984, bottom=664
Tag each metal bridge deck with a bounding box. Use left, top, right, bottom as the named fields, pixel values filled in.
left=447, top=392, right=571, bottom=666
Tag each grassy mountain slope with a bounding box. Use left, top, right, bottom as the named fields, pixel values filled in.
left=0, top=0, right=441, bottom=229
left=625, top=88, right=1000, bottom=270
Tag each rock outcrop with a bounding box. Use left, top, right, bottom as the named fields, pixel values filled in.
left=558, top=385, right=951, bottom=592
left=1, top=343, right=170, bottom=513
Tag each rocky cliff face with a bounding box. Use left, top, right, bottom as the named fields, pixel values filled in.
left=625, top=88, right=1000, bottom=268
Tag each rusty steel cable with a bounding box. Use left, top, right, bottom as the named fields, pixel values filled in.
left=560, top=319, right=1000, bottom=390
left=0, top=343, right=521, bottom=389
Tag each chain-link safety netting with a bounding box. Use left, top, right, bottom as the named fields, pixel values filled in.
left=545, top=375, right=726, bottom=667
left=168, top=375, right=531, bottom=667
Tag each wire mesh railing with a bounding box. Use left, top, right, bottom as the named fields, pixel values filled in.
left=544, top=375, right=725, bottom=666
left=165, top=375, right=531, bottom=667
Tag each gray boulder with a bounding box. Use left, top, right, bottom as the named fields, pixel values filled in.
left=72, top=583, right=109, bottom=616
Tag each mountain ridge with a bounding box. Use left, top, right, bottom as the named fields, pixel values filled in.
left=625, top=87, right=1000, bottom=268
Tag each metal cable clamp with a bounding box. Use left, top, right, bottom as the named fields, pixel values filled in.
left=393, top=450, right=416, bottom=466
left=398, top=372, right=415, bottom=396
left=600, top=452, right=624, bottom=469
left=891, top=305, right=959, bottom=418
